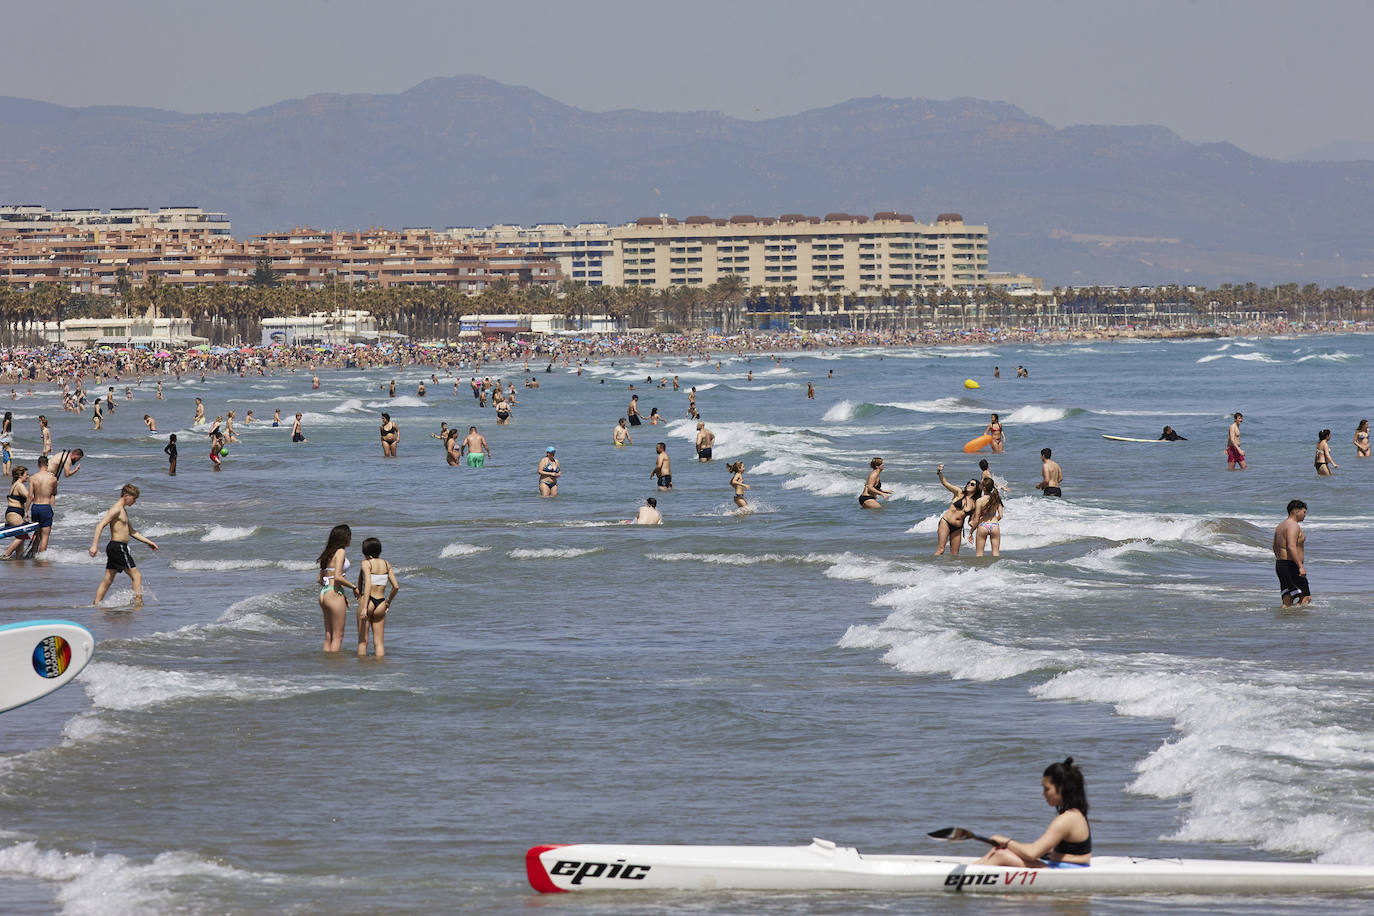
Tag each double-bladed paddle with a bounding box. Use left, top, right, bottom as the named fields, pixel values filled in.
left=928, top=827, right=999, bottom=846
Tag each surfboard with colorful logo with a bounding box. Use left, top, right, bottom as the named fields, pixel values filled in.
left=0, top=620, right=95, bottom=713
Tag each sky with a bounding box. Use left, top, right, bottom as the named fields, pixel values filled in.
left=3, top=0, right=1372, bottom=161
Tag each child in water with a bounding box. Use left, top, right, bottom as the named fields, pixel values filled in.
left=165, top=434, right=178, bottom=475
left=357, top=537, right=400, bottom=657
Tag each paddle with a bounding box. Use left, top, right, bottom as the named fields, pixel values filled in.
left=928, top=827, right=999, bottom=846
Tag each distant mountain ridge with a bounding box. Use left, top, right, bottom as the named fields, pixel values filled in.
left=3, top=74, right=1373, bottom=286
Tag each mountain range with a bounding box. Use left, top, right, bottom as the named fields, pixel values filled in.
left=3, top=74, right=1373, bottom=287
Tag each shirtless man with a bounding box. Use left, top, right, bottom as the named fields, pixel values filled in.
left=461, top=426, right=490, bottom=468
left=613, top=418, right=632, bottom=447
left=38, top=415, right=52, bottom=455
left=627, top=395, right=642, bottom=426
left=291, top=412, right=306, bottom=443
left=651, top=442, right=672, bottom=490
left=89, top=484, right=158, bottom=605
left=380, top=413, right=399, bottom=457
left=1035, top=447, right=1063, bottom=497
left=193, top=397, right=206, bottom=425
left=695, top=421, right=715, bottom=462
left=1273, top=499, right=1310, bottom=607
left=630, top=497, right=662, bottom=525
left=1227, top=412, right=1247, bottom=470
left=26, top=449, right=80, bottom=555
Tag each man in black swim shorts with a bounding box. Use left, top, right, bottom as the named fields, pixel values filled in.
left=1272, top=499, right=1311, bottom=607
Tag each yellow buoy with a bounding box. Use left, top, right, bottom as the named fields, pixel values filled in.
left=964, top=379, right=980, bottom=389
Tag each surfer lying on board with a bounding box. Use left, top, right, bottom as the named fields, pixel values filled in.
left=976, top=757, right=1091, bottom=869
left=1159, top=426, right=1186, bottom=441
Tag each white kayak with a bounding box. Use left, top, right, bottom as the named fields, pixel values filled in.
left=526, top=838, right=1374, bottom=895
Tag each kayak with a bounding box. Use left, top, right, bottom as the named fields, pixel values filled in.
left=526, top=838, right=1374, bottom=895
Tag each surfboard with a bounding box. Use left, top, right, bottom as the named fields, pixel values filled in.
left=0, top=620, right=95, bottom=713
left=963, top=434, right=993, bottom=453
left=1102, top=435, right=1167, bottom=443
left=0, top=521, right=39, bottom=540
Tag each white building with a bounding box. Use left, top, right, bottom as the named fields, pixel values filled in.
left=0, top=205, right=231, bottom=235
left=33, top=317, right=207, bottom=348
left=260, top=310, right=381, bottom=346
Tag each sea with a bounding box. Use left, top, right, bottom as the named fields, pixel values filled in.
left=1, top=332, right=1372, bottom=914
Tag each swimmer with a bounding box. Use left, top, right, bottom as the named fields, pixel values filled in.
left=807, top=382, right=815, bottom=399
left=417, top=380, right=426, bottom=397
left=976, top=758, right=1091, bottom=869
left=379, top=413, right=399, bottom=457
left=934, top=464, right=979, bottom=556
left=1356, top=419, right=1370, bottom=458
left=38, top=415, right=52, bottom=454
left=209, top=432, right=224, bottom=471
left=968, top=478, right=1003, bottom=557
left=858, top=456, right=891, bottom=509
left=225, top=411, right=240, bottom=443
left=627, top=395, right=641, bottom=426
left=538, top=447, right=561, bottom=497
left=629, top=496, right=662, bottom=525
left=1314, top=429, right=1338, bottom=476
left=357, top=537, right=400, bottom=657
left=291, top=412, right=306, bottom=443
left=165, top=434, right=178, bottom=475
left=193, top=397, right=205, bottom=425
left=1226, top=412, right=1246, bottom=470
left=728, top=461, right=750, bottom=508
left=461, top=426, right=490, bottom=467
left=651, top=442, right=672, bottom=490
left=1273, top=499, right=1311, bottom=607
left=1159, top=425, right=1186, bottom=441
left=244, top=410, right=256, bottom=424
left=648, top=407, right=662, bottom=425
left=272, top=409, right=282, bottom=427
left=613, top=417, right=632, bottom=447
left=88, top=483, right=158, bottom=605
left=316, top=524, right=357, bottom=652
left=984, top=413, right=1005, bottom=453
left=695, top=421, right=715, bottom=462
left=1035, top=448, right=1063, bottom=497
left=2, top=466, right=30, bottom=560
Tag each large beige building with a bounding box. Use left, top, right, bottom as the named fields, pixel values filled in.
left=0, top=205, right=231, bottom=235
left=440, top=211, right=989, bottom=294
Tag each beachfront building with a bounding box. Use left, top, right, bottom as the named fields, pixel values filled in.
left=440, top=212, right=990, bottom=295
left=0, top=205, right=231, bottom=236
left=260, top=310, right=382, bottom=346
left=31, top=316, right=206, bottom=348
left=0, top=224, right=560, bottom=295
left=456, top=313, right=622, bottom=337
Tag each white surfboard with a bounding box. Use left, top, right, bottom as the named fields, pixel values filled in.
left=0, top=620, right=95, bottom=713
left=0, top=521, right=39, bottom=540
left=1102, top=435, right=1167, bottom=443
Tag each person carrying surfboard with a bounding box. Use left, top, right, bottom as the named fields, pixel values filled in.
left=975, top=757, right=1091, bottom=869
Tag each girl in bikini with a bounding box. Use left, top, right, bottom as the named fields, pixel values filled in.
left=316, top=524, right=357, bottom=653
left=357, top=537, right=400, bottom=658
left=3, top=466, right=30, bottom=559
left=935, top=464, right=979, bottom=556
left=968, top=478, right=1004, bottom=557
left=728, top=461, right=750, bottom=508
left=985, top=413, right=1005, bottom=454
left=1314, top=428, right=1338, bottom=476
left=859, top=456, right=892, bottom=509
left=977, top=758, right=1091, bottom=869
left=1354, top=420, right=1369, bottom=458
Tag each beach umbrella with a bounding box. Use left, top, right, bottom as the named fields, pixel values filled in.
left=154, top=350, right=171, bottom=358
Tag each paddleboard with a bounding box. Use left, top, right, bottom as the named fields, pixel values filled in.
left=0, top=620, right=95, bottom=713
left=0, top=521, right=39, bottom=541
left=963, top=434, right=993, bottom=454
left=1102, top=435, right=1167, bottom=443
left=527, top=838, right=1374, bottom=895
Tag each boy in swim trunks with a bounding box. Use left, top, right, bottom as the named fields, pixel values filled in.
left=1226, top=413, right=1246, bottom=470
left=461, top=426, right=490, bottom=467
left=89, top=484, right=158, bottom=606
left=1272, top=499, right=1310, bottom=607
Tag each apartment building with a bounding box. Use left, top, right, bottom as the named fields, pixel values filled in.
left=0, top=225, right=560, bottom=294
left=0, top=205, right=231, bottom=235
left=442, top=212, right=990, bottom=294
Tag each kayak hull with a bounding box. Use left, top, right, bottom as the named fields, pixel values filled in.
left=527, top=839, right=1374, bottom=895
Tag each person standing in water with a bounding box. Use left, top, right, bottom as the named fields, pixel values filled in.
left=538, top=447, right=561, bottom=497
left=968, top=478, right=1004, bottom=557
left=728, top=461, right=750, bottom=508
left=1355, top=419, right=1370, bottom=458
left=695, top=421, right=715, bottom=462
left=629, top=497, right=662, bottom=525
left=1273, top=499, right=1311, bottom=607
left=356, top=537, right=400, bottom=658
left=316, top=524, right=356, bottom=652
left=461, top=426, right=490, bottom=467
left=1314, top=429, right=1338, bottom=476
left=88, top=484, right=159, bottom=606
left=1226, top=412, right=1246, bottom=470
left=1035, top=448, right=1063, bottom=497
left=613, top=418, right=632, bottom=447
left=984, top=413, right=1005, bottom=453
left=858, top=457, right=891, bottom=509
left=379, top=413, right=399, bottom=458
left=627, top=394, right=642, bottom=426
left=651, top=442, right=673, bottom=489
left=976, top=758, right=1091, bottom=868
left=165, top=434, right=178, bottom=475
left=291, top=412, right=306, bottom=443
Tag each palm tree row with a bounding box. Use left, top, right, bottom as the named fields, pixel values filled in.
left=2, top=278, right=1373, bottom=347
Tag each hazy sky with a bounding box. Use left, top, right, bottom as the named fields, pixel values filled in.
left=4, top=0, right=1371, bottom=160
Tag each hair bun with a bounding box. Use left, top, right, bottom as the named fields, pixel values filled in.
left=1063, top=756, right=1074, bottom=766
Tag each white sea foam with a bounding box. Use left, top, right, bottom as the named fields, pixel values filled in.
left=823, top=401, right=858, bottom=422
left=878, top=398, right=984, bottom=414
left=1230, top=351, right=1279, bottom=362
left=328, top=398, right=366, bottom=413
left=440, top=542, right=490, bottom=558
left=508, top=547, right=603, bottom=559
left=78, top=662, right=331, bottom=711
left=1003, top=405, right=1071, bottom=423
left=365, top=395, right=430, bottom=409
left=200, top=526, right=256, bottom=542
left=0, top=839, right=293, bottom=915
left=169, top=558, right=315, bottom=572
left=140, top=524, right=198, bottom=538
left=649, top=551, right=843, bottom=566
left=1296, top=351, right=1356, bottom=363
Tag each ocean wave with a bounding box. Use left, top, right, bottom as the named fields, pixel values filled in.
left=439, top=542, right=490, bottom=558
left=78, top=662, right=334, bottom=712
left=328, top=398, right=366, bottom=413
left=648, top=551, right=843, bottom=566
left=365, top=395, right=430, bottom=409
left=200, top=526, right=257, bottom=542
left=169, top=558, right=315, bottom=572
left=508, top=547, right=603, bottom=559
left=1003, top=405, right=1080, bottom=423
left=1296, top=351, right=1356, bottom=363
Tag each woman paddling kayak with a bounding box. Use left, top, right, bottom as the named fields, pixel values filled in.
left=976, top=757, right=1091, bottom=869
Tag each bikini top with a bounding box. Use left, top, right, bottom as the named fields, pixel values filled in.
left=543, top=461, right=558, bottom=472
left=1053, top=821, right=1092, bottom=856
left=6, top=486, right=25, bottom=509
left=322, top=557, right=351, bottom=584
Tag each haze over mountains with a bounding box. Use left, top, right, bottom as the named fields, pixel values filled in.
left=2, top=74, right=1372, bottom=287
